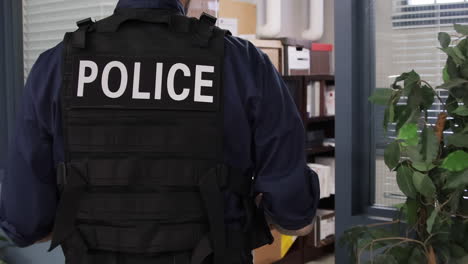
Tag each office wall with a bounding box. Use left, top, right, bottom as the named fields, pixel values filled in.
left=318, top=0, right=334, bottom=45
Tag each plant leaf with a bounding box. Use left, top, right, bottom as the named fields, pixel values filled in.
left=455, top=23, right=468, bottom=35
left=383, top=107, right=390, bottom=132
left=451, top=85, right=468, bottom=99
left=447, top=133, right=468, bottom=148
left=445, top=169, right=468, bottom=189
left=450, top=187, right=464, bottom=213
left=438, top=32, right=451, bottom=48
left=441, top=150, right=468, bottom=172
left=450, top=243, right=467, bottom=258
left=407, top=86, right=423, bottom=110
left=420, top=126, right=439, bottom=163
left=398, top=123, right=419, bottom=146
left=393, top=202, right=405, bottom=210
left=392, top=72, right=410, bottom=89
left=437, top=78, right=468, bottom=90
left=403, top=71, right=420, bottom=96
left=386, top=245, right=415, bottom=264
left=426, top=209, right=438, bottom=233
left=395, top=106, right=413, bottom=131
left=388, top=104, right=395, bottom=123
left=454, top=46, right=466, bottom=61
left=406, top=198, right=419, bottom=226
left=442, top=47, right=467, bottom=65
left=369, top=88, right=394, bottom=105
left=408, top=246, right=426, bottom=264
left=446, top=94, right=459, bottom=114
left=397, top=164, right=417, bottom=199
left=453, top=105, right=468, bottom=116
left=384, top=141, right=401, bottom=170
left=419, top=85, right=435, bottom=110
left=459, top=38, right=468, bottom=57
left=413, top=171, right=436, bottom=198
left=412, top=162, right=436, bottom=172
left=443, top=66, right=450, bottom=83
left=460, top=62, right=468, bottom=79
left=446, top=57, right=460, bottom=81
left=407, top=146, right=423, bottom=162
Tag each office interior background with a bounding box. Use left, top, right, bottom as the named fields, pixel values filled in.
left=1, top=0, right=468, bottom=263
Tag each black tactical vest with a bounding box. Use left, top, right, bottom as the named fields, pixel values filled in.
left=49, top=8, right=273, bottom=264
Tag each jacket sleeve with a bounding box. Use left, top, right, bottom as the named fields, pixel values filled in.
left=252, top=53, right=320, bottom=231
left=0, top=46, right=62, bottom=247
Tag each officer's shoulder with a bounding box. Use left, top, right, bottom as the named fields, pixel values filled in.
left=223, top=35, right=270, bottom=66
left=32, top=42, right=64, bottom=70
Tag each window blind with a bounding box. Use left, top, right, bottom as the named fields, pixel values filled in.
left=23, top=0, right=118, bottom=79
left=374, top=0, right=466, bottom=206
left=393, top=0, right=468, bottom=29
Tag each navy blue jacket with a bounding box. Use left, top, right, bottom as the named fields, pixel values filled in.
left=1, top=0, right=319, bottom=247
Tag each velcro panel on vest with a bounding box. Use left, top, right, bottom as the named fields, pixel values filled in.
left=78, top=223, right=207, bottom=254
left=77, top=192, right=205, bottom=223
left=67, top=158, right=212, bottom=187
left=66, top=115, right=217, bottom=156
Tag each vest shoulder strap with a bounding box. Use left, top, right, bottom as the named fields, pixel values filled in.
left=70, top=18, right=95, bottom=49
left=68, top=11, right=230, bottom=50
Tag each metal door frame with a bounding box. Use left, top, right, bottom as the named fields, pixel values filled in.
left=335, top=0, right=398, bottom=262
left=0, top=0, right=23, bottom=174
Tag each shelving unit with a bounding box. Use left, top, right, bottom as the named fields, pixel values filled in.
left=280, top=74, right=336, bottom=263
left=307, top=116, right=335, bottom=124
left=307, top=146, right=334, bottom=156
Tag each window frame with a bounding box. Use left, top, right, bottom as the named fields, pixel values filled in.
left=0, top=0, right=24, bottom=177
left=335, top=0, right=399, bottom=262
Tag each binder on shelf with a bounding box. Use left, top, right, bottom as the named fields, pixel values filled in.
left=315, top=157, right=335, bottom=196
left=324, top=85, right=335, bottom=116
left=314, top=210, right=335, bottom=248
left=307, top=163, right=332, bottom=199
left=307, top=81, right=321, bottom=118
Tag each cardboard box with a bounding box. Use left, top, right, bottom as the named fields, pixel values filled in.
left=249, top=39, right=283, bottom=74
left=310, top=43, right=334, bottom=75
left=280, top=38, right=312, bottom=76
left=254, top=230, right=297, bottom=264
left=218, top=0, right=256, bottom=36
left=187, top=0, right=219, bottom=19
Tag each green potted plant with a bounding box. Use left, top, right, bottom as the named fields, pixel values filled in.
left=340, top=24, right=468, bottom=264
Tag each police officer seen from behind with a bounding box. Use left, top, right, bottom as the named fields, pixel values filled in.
left=1, top=0, right=320, bottom=263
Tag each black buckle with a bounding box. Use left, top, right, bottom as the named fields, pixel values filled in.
left=57, top=162, right=67, bottom=186
left=200, top=12, right=217, bottom=26
left=76, top=17, right=94, bottom=28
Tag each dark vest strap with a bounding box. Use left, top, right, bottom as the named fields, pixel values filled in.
left=49, top=162, right=89, bottom=251
left=71, top=21, right=94, bottom=49
left=197, top=166, right=226, bottom=264
left=95, top=9, right=172, bottom=33
left=61, top=232, right=90, bottom=264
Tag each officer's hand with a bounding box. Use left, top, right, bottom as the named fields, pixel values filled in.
left=35, top=233, right=52, bottom=243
